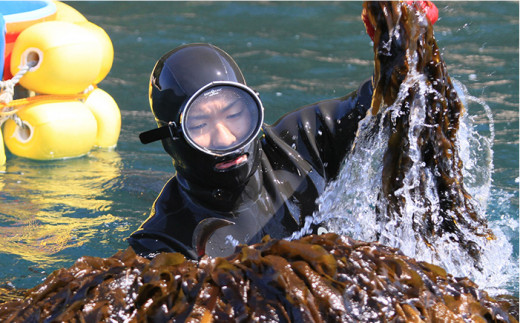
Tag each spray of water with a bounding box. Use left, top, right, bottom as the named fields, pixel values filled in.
left=289, top=69, right=516, bottom=295
left=287, top=1, right=518, bottom=296
left=453, top=80, right=518, bottom=294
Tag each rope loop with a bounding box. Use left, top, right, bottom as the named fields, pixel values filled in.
left=10, top=114, right=24, bottom=128
left=0, top=64, right=32, bottom=105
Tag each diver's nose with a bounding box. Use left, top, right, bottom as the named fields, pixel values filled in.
left=212, top=123, right=236, bottom=148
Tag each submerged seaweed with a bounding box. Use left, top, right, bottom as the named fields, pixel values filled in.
left=0, top=234, right=517, bottom=322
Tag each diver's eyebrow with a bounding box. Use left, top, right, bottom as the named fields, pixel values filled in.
left=188, top=114, right=210, bottom=120
left=189, top=99, right=242, bottom=119
left=222, top=98, right=242, bottom=112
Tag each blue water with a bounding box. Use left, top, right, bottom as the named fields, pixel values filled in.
left=0, top=1, right=517, bottom=295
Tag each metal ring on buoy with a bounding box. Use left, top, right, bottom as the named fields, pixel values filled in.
left=13, top=120, right=33, bottom=143
left=20, top=47, right=43, bottom=71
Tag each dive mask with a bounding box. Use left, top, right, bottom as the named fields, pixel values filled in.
left=140, top=81, right=264, bottom=157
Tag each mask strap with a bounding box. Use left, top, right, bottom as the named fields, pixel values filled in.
left=139, top=122, right=180, bottom=144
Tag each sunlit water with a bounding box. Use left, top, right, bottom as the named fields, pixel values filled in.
left=0, top=2, right=517, bottom=296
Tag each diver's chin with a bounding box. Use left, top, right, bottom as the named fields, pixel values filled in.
left=214, top=154, right=248, bottom=172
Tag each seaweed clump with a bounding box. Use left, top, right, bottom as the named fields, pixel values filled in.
left=361, top=1, right=493, bottom=262
left=0, top=233, right=517, bottom=322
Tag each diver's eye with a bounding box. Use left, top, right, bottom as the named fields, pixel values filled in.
left=188, top=122, right=207, bottom=131
left=226, top=108, right=244, bottom=119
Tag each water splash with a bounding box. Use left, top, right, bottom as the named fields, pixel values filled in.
left=289, top=1, right=516, bottom=295
left=454, top=79, right=494, bottom=211
left=289, top=73, right=516, bottom=295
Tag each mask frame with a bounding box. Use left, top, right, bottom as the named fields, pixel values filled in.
left=140, top=81, right=264, bottom=157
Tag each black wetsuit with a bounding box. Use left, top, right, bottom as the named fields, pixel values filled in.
left=128, top=79, right=372, bottom=259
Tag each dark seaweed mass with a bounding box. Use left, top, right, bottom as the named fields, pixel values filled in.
left=0, top=234, right=517, bottom=322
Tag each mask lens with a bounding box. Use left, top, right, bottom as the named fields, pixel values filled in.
left=182, top=85, right=262, bottom=155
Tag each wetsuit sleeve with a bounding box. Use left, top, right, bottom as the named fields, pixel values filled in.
left=127, top=177, right=199, bottom=260
left=128, top=231, right=197, bottom=259
left=270, top=79, right=373, bottom=181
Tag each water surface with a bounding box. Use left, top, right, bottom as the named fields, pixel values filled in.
left=0, top=1, right=517, bottom=294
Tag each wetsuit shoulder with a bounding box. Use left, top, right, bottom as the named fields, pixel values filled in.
left=267, top=79, right=373, bottom=180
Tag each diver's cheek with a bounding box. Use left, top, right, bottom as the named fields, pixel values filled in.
left=227, top=119, right=251, bottom=139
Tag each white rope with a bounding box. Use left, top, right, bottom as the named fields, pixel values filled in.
left=0, top=64, right=32, bottom=127
left=10, top=113, right=23, bottom=127
left=0, top=64, right=32, bottom=104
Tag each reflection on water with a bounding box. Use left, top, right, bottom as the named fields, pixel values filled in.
left=0, top=150, right=123, bottom=268
left=0, top=214, right=118, bottom=263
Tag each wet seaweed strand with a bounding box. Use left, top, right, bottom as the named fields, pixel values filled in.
left=362, top=1, right=493, bottom=261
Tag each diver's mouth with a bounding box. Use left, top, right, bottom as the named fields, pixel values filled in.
left=214, top=154, right=248, bottom=171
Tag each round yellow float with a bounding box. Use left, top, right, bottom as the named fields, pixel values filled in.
left=75, top=21, right=114, bottom=85
left=85, top=88, right=121, bottom=148
left=10, top=20, right=103, bottom=94
left=2, top=0, right=57, bottom=79
left=3, top=100, right=97, bottom=160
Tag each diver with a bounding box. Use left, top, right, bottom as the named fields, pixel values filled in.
left=128, top=2, right=438, bottom=260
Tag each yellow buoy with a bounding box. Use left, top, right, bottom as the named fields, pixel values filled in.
left=2, top=0, right=57, bottom=79
left=84, top=88, right=121, bottom=148
left=52, top=1, right=88, bottom=23
left=75, top=21, right=114, bottom=85
left=10, top=21, right=103, bottom=95
left=0, top=130, right=6, bottom=165
left=3, top=100, right=97, bottom=160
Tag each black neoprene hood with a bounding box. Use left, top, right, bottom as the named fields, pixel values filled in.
left=147, top=43, right=262, bottom=190
left=149, top=43, right=247, bottom=126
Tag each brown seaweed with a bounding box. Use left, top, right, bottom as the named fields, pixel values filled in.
left=362, top=1, right=493, bottom=262
left=0, top=234, right=517, bottom=322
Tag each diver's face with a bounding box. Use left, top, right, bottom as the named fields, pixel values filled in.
left=185, top=97, right=253, bottom=150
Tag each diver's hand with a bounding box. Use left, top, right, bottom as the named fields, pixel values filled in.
left=362, top=1, right=438, bottom=41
